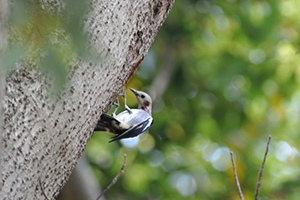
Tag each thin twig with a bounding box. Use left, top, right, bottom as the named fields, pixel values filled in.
left=96, top=154, right=127, bottom=200
left=230, top=151, right=244, bottom=200
left=39, top=176, right=50, bottom=200
left=255, top=135, right=272, bottom=200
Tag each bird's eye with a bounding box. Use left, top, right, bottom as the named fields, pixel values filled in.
left=141, top=95, right=145, bottom=98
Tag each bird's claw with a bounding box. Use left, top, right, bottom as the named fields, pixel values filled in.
left=111, top=98, right=119, bottom=117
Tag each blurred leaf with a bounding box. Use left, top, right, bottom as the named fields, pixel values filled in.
left=41, top=47, right=67, bottom=98
left=1, top=42, right=26, bottom=72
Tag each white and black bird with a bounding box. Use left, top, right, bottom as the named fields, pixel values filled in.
left=94, top=88, right=153, bottom=142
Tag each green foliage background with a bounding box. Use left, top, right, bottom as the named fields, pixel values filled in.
left=87, top=0, right=300, bottom=200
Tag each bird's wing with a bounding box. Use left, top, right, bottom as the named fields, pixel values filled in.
left=116, top=109, right=151, bottom=126
left=109, top=116, right=153, bottom=143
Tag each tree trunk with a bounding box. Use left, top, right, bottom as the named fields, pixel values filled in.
left=0, top=0, right=10, bottom=192
left=0, top=0, right=174, bottom=199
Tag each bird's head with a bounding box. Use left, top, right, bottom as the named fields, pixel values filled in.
left=130, top=88, right=152, bottom=114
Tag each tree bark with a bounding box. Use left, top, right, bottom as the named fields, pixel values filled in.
left=0, top=0, right=174, bottom=199
left=0, top=0, right=10, bottom=192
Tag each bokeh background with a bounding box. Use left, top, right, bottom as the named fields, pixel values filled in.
left=7, top=0, right=300, bottom=199
left=81, top=0, right=300, bottom=200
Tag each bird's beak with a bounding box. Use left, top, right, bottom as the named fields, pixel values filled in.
left=130, top=88, right=139, bottom=96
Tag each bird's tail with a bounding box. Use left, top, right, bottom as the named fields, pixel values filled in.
left=94, top=124, right=107, bottom=132
left=94, top=114, right=118, bottom=132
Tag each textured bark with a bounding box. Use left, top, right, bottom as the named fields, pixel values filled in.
left=0, top=0, right=174, bottom=199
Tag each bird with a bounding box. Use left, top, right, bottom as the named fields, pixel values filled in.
left=94, top=88, right=153, bottom=143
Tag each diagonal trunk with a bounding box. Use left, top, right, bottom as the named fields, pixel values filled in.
left=0, top=0, right=174, bottom=199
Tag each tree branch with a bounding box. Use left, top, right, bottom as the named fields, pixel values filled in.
left=96, top=154, right=127, bottom=200
left=151, top=46, right=176, bottom=102
left=255, top=135, right=271, bottom=200
left=39, top=176, right=50, bottom=200
left=230, top=151, right=244, bottom=200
